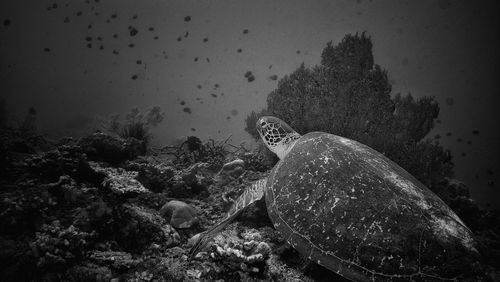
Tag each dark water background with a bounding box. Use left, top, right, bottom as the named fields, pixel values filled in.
left=1, top=0, right=499, bottom=208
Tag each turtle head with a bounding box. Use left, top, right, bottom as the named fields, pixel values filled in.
left=256, top=116, right=301, bottom=160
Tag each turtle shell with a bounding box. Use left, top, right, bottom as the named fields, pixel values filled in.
left=265, top=132, right=479, bottom=281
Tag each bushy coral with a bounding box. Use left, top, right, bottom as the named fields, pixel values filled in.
left=99, top=107, right=164, bottom=149
left=246, top=32, right=452, bottom=188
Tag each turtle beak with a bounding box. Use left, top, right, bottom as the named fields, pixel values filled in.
left=256, top=117, right=266, bottom=136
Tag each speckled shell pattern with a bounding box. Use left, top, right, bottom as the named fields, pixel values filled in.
left=265, top=132, right=478, bottom=281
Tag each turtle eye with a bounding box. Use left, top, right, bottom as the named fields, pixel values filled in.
left=260, top=121, right=266, bottom=127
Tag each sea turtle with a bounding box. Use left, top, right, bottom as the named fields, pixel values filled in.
left=190, top=116, right=479, bottom=281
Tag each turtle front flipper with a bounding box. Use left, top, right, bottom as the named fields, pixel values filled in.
left=189, top=178, right=267, bottom=259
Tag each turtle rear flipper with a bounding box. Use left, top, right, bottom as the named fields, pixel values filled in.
left=189, top=178, right=267, bottom=259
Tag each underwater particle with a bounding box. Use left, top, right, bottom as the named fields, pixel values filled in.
left=87, top=43, right=92, bottom=48
left=206, top=57, right=210, bottom=63
left=191, top=128, right=196, bottom=131
left=177, top=36, right=182, bottom=42
left=244, top=71, right=255, bottom=82
left=214, top=83, right=219, bottom=89
left=131, top=74, right=138, bottom=80
left=132, top=14, right=138, bottom=19
left=184, top=31, right=189, bottom=38
left=457, top=138, right=462, bottom=142
left=194, top=57, right=199, bottom=62
left=269, top=65, right=273, bottom=69
left=184, top=16, right=191, bottom=22
left=88, top=24, right=92, bottom=29
left=64, top=17, right=70, bottom=23
left=77, top=11, right=82, bottom=16
left=269, top=74, right=278, bottom=81
left=474, top=174, right=479, bottom=180
left=111, top=13, right=117, bottom=19
left=203, top=37, right=208, bottom=42
left=210, top=93, right=217, bottom=98
left=461, top=152, right=466, bottom=157
left=466, top=140, right=472, bottom=145
left=4, top=19, right=11, bottom=26
left=296, top=50, right=301, bottom=54
left=183, top=107, right=192, bottom=114
left=446, top=132, right=452, bottom=137
left=99, top=45, right=104, bottom=50
left=154, top=36, right=159, bottom=40
left=112, top=49, right=119, bottom=55
left=180, top=101, right=186, bottom=106
left=230, top=109, right=238, bottom=116
left=105, top=19, right=110, bottom=23
left=43, top=47, right=50, bottom=52
left=237, top=48, right=242, bottom=53
left=85, top=36, right=92, bottom=41
left=487, top=169, right=494, bottom=175
left=52, top=3, right=58, bottom=9
left=243, top=29, right=249, bottom=34
left=197, top=84, right=202, bottom=89
left=434, top=134, right=441, bottom=139
left=136, top=60, right=142, bottom=64
left=226, top=116, right=231, bottom=120
left=472, top=130, right=480, bottom=135
left=445, top=97, right=454, bottom=106
left=148, top=27, right=154, bottom=31
left=128, top=43, right=135, bottom=48
left=196, top=97, right=201, bottom=101
left=113, top=33, right=118, bottom=38
left=488, top=180, right=495, bottom=187
left=402, top=57, right=408, bottom=66
left=97, top=36, right=102, bottom=41
left=129, top=26, right=138, bottom=36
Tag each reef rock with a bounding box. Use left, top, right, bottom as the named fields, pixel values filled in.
left=159, top=200, right=199, bottom=229
left=25, top=145, right=94, bottom=182
left=216, top=158, right=245, bottom=181
left=89, top=162, right=148, bottom=196
left=78, top=132, right=145, bottom=164
left=117, top=204, right=180, bottom=251
left=124, top=156, right=175, bottom=193
left=170, top=162, right=212, bottom=197
left=89, top=250, right=140, bottom=271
